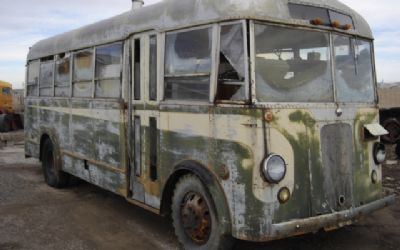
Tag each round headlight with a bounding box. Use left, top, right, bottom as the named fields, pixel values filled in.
left=261, top=154, right=286, bottom=183
left=373, top=143, right=386, bottom=165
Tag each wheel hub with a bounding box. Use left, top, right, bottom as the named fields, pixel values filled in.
left=180, top=192, right=211, bottom=245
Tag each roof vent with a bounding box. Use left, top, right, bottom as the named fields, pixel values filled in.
left=132, top=0, right=144, bottom=11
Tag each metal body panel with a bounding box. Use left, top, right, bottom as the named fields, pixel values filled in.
left=25, top=98, right=127, bottom=195
left=27, top=0, right=372, bottom=61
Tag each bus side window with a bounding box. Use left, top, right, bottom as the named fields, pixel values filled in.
left=164, top=27, right=212, bottom=101
left=95, top=42, right=123, bottom=98
left=39, top=57, right=54, bottom=97
left=27, top=60, right=40, bottom=96
left=73, top=49, right=94, bottom=98
left=55, top=53, right=71, bottom=97
left=217, top=23, right=247, bottom=101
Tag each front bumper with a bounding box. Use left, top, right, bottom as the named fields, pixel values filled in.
left=258, top=195, right=395, bottom=241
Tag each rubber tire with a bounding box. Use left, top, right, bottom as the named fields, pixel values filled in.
left=382, top=118, right=400, bottom=144
left=41, top=139, right=69, bottom=188
left=172, top=174, right=234, bottom=250
left=0, top=114, right=11, bottom=133
left=396, top=141, right=400, bottom=159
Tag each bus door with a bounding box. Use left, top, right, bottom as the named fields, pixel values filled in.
left=128, top=33, right=161, bottom=208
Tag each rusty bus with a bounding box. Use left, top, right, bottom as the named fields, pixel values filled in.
left=25, top=0, right=395, bottom=249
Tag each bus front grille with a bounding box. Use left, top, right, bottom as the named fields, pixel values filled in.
left=320, top=123, right=354, bottom=211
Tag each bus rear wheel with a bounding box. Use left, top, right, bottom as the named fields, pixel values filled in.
left=41, top=138, right=69, bottom=188
left=172, top=174, right=233, bottom=250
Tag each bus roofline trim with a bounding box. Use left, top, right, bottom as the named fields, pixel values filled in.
left=237, top=194, right=396, bottom=242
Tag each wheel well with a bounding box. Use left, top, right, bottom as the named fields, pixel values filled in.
left=160, top=161, right=224, bottom=216
left=160, top=161, right=232, bottom=236
left=160, top=169, right=191, bottom=217
left=39, top=134, right=51, bottom=161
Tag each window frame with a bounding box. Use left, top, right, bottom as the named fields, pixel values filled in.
left=54, top=53, right=72, bottom=98
left=250, top=20, right=377, bottom=106
left=39, top=57, right=55, bottom=97
left=130, top=32, right=161, bottom=104
left=332, top=34, right=377, bottom=104
left=131, top=35, right=143, bottom=103
left=72, top=47, right=95, bottom=98
left=94, top=41, right=124, bottom=99
left=26, top=60, right=41, bottom=97
left=215, top=20, right=250, bottom=104
left=161, top=24, right=218, bottom=105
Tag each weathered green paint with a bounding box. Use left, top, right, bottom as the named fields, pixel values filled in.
left=288, top=110, right=317, bottom=133
left=353, top=111, right=383, bottom=205
left=272, top=111, right=314, bottom=222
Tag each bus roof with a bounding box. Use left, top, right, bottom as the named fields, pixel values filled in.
left=27, top=0, right=373, bottom=61
left=0, top=81, right=12, bottom=88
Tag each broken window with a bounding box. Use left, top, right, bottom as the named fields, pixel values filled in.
left=149, top=35, right=157, bottom=101
left=217, top=23, right=247, bottom=101
left=164, top=27, right=212, bottom=101
left=334, top=35, right=375, bottom=103
left=95, top=42, right=123, bottom=98
left=55, top=53, right=71, bottom=97
left=27, top=60, right=40, bottom=96
left=73, top=49, right=94, bottom=98
left=39, top=58, right=54, bottom=97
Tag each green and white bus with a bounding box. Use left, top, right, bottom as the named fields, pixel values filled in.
left=25, top=0, right=395, bottom=249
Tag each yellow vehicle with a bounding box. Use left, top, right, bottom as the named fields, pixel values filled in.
left=0, top=81, right=13, bottom=114
left=0, top=81, right=23, bottom=132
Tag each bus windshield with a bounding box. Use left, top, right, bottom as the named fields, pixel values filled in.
left=2, top=87, right=11, bottom=96
left=254, top=24, right=375, bottom=103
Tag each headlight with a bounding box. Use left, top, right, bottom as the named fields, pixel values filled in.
left=261, top=154, right=286, bottom=183
left=373, top=143, right=386, bottom=165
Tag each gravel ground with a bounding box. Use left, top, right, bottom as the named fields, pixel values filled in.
left=0, top=132, right=399, bottom=250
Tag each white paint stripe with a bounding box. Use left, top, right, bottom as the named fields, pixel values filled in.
left=28, top=105, right=121, bottom=123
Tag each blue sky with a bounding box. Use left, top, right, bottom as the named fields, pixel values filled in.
left=0, top=0, right=398, bottom=89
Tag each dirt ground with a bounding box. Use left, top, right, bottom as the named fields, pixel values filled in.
left=0, top=132, right=399, bottom=250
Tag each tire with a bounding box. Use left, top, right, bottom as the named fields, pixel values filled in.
left=41, top=139, right=69, bottom=188
left=172, top=174, right=234, bottom=250
left=382, top=118, right=400, bottom=144
left=396, top=141, right=400, bottom=159
left=0, top=114, right=11, bottom=133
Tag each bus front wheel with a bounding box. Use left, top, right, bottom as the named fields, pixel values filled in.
left=172, top=174, right=233, bottom=250
left=41, top=139, right=69, bottom=188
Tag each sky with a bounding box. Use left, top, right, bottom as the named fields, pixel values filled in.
left=0, top=0, right=398, bottom=89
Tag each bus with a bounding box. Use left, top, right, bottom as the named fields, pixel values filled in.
left=0, top=81, right=13, bottom=114
left=25, top=0, right=395, bottom=249
left=0, top=81, right=23, bottom=132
